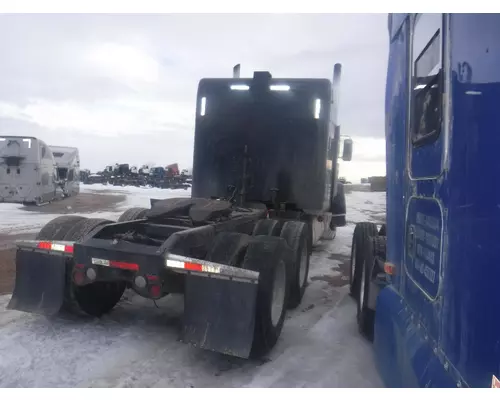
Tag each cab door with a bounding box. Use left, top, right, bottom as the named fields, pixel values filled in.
left=403, top=13, right=446, bottom=344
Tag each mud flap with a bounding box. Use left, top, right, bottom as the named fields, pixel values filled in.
left=183, top=274, right=258, bottom=359
left=7, top=250, right=67, bottom=315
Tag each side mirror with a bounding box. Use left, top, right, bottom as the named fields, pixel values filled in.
left=342, top=138, right=353, bottom=161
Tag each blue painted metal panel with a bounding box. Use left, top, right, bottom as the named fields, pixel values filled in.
left=440, top=14, right=500, bottom=388
left=389, top=14, right=409, bottom=41
left=384, top=14, right=408, bottom=296
left=375, top=286, right=457, bottom=388
left=401, top=197, right=443, bottom=343
left=405, top=198, right=442, bottom=299
left=410, top=140, right=443, bottom=178
left=375, top=13, right=500, bottom=388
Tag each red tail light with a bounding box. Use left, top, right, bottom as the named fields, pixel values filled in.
left=73, top=270, right=85, bottom=285
left=109, top=260, right=139, bottom=271
left=184, top=262, right=203, bottom=272
left=150, top=285, right=161, bottom=298
left=38, top=242, right=52, bottom=250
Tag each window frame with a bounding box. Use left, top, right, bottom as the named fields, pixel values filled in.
left=410, top=13, right=444, bottom=148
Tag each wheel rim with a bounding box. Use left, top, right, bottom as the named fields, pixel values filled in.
left=271, top=260, right=287, bottom=327
left=359, top=260, right=366, bottom=309
left=350, top=243, right=356, bottom=284
left=299, top=245, right=308, bottom=288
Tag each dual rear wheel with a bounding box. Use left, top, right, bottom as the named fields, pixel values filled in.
left=252, top=219, right=311, bottom=309
left=349, top=222, right=387, bottom=341
left=208, top=218, right=310, bottom=356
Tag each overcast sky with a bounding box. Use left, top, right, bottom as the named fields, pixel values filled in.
left=0, top=13, right=388, bottom=182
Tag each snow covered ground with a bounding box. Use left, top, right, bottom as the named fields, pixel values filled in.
left=0, top=184, right=191, bottom=235
left=0, top=187, right=386, bottom=388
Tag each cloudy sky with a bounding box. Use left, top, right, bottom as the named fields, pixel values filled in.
left=0, top=13, right=388, bottom=182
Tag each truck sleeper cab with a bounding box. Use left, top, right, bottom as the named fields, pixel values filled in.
left=350, top=13, right=500, bottom=388
left=193, top=65, right=352, bottom=246
left=49, top=145, right=80, bottom=198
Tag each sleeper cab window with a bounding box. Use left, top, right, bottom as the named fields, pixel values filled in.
left=411, top=13, right=443, bottom=146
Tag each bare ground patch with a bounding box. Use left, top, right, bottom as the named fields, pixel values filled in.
left=0, top=248, right=15, bottom=295
left=22, top=192, right=126, bottom=214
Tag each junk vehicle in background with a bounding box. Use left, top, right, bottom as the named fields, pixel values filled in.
left=104, top=163, right=145, bottom=187
left=84, top=163, right=189, bottom=188
left=164, top=163, right=190, bottom=189
left=0, top=136, right=79, bottom=205
left=80, top=169, right=91, bottom=184
left=49, top=145, right=80, bottom=198
left=81, top=170, right=108, bottom=185
left=8, top=63, right=352, bottom=359
left=109, top=163, right=132, bottom=186
left=147, top=164, right=190, bottom=189
left=368, top=176, right=386, bottom=192
left=350, top=13, right=500, bottom=388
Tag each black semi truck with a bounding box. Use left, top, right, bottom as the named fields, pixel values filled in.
left=7, top=64, right=352, bottom=359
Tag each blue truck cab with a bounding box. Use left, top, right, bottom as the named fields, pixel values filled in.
left=350, top=14, right=500, bottom=388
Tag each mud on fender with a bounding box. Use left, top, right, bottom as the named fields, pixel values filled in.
left=182, top=273, right=258, bottom=359
left=7, top=249, right=67, bottom=315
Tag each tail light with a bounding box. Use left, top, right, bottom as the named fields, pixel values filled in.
left=150, top=285, right=161, bottom=298
left=73, top=270, right=85, bottom=285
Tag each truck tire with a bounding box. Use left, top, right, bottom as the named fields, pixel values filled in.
left=62, top=218, right=126, bottom=317
left=118, top=207, right=148, bottom=222
left=63, top=218, right=111, bottom=242
left=280, top=221, right=310, bottom=309
left=330, top=182, right=347, bottom=228
left=36, top=215, right=86, bottom=241
left=357, top=237, right=376, bottom=341
left=350, top=222, right=378, bottom=300
left=242, top=236, right=290, bottom=357
left=206, top=231, right=250, bottom=266
left=252, top=219, right=281, bottom=237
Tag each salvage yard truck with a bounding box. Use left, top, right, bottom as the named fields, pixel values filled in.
left=350, top=13, right=500, bottom=387
left=0, top=136, right=81, bottom=205
left=0, top=136, right=60, bottom=204
left=8, top=64, right=352, bottom=359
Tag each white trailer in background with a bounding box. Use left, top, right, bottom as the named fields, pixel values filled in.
left=0, top=136, right=58, bottom=204
left=49, top=145, right=80, bottom=198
